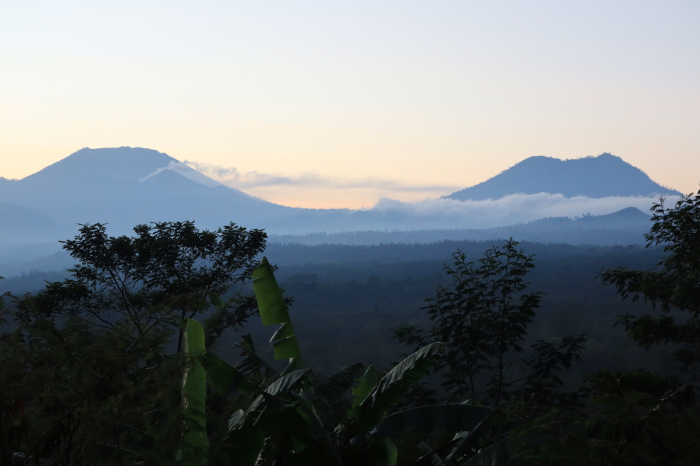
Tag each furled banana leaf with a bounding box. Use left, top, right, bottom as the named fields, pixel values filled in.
left=374, top=404, right=492, bottom=438
left=355, top=342, right=444, bottom=430
left=177, top=319, right=210, bottom=466
left=252, top=257, right=303, bottom=370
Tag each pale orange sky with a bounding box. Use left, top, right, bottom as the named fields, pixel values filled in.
left=1, top=1, right=699, bottom=209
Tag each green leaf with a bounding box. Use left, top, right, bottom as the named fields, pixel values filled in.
left=178, top=319, right=210, bottom=466
left=303, top=362, right=365, bottom=402
left=203, top=351, right=257, bottom=393
left=116, top=423, right=156, bottom=451
left=228, top=370, right=311, bottom=432
left=462, top=437, right=511, bottom=466
left=232, top=343, right=279, bottom=378
left=348, top=365, right=378, bottom=421
left=445, top=404, right=515, bottom=465
left=374, top=404, right=492, bottom=438
left=252, top=257, right=303, bottom=366
left=286, top=445, right=343, bottom=466
left=265, top=369, right=312, bottom=396
left=223, top=418, right=265, bottom=466
left=356, top=342, right=444, bottom=430
left=386, top=441, right=398, bottom=466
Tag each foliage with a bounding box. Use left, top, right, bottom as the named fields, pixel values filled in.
left=0, top=303, right=181, bottom=465
left=513, top=370, right=700, bottom=465
left=394, top=239, right=563, bottom=405
left=510, top=191, right=700, bottom=465
left=0, top=221, right=267, bottom=465
left=216, top=256, right=493, bottom=465
left=599, top=189, right=700, bottom=374
left=3, top=199, right=700, bottom=465
left=22, top=221, right=266, bottom=349
left=178, top=319, right=209, bottom=466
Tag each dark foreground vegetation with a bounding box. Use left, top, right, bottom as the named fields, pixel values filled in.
left=1, top=190, right=699, bottom=465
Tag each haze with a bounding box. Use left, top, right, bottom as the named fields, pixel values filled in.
left=1, top=1, right=699, bottom=208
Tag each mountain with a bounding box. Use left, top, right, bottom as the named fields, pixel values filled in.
left=0, top=202, right=74, bottom=244
left=0, top=147, right=674, bottom=259
left=445, top=153, right=682, bottom=201
left=0, top=206, right=653, bottom=277
left=269, top=207, right=652, bottom=246
left=0, top=147, right=352, bottom=239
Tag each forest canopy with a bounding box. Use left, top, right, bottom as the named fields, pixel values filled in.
left=1, top=190, right=699, bottom=465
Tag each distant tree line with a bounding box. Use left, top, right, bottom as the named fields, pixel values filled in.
left=0, top=189, right=698, bottom=464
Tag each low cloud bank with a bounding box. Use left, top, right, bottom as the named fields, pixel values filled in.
left=183, top=160, right=459, bottom=193
left=369, top=193, right=680, bottom=229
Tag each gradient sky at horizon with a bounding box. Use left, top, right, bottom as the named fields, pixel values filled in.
left=1, top=1, right=699, bottom=208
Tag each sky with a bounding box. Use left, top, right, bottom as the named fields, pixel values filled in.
left=1, top=1, right=699, bottom=209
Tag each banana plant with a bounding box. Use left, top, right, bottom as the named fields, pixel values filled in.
left=165, top=257, right=502, bottom=465
left=213, top=257, right=497, bottom=465
left=177, top=318, right=210, bottom=466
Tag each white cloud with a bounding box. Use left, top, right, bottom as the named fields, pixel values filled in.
left=183, top=160, right=459, bottom=193
left=368, top=193, right=679, bottom=229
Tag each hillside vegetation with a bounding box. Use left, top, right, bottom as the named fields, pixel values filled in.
left=1, top=190, right=698, bottom=465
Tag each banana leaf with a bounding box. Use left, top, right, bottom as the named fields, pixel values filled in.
left=223, top=417, right=265, bottom=466
left=444, top=404, right=515, bottom=465
left=348, top=365, right=378, bottom=421
left=177, top=319, right=210, bottom=466
left=355, top=343, right=444, bottom=430
left=462, top=437, right=511, bottom=466
left=374, top=404, right=492, bottom=438
left=115, top=423, right=155, bottom=451
left=417, top=441, right=444, bottom=466
left=232, top=342, right=278, bottom=378
left=252, top=257, right=303, bottom=370
left=204, top=351, right=257, bottom=393
left=286, top=444, right=344, bottom=466
left=228, top=370, right=311, bottom=432
left=302, top=362, right=365, bottom=402
left=387, top=440, right=398, bottom=466
left=265, top=369, right=311, bottom=396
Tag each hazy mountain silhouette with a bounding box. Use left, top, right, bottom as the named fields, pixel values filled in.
left=270, top=207, right=652, bottom=246
left=0, top=147, right=676, bottom=258
left=0, top=206, right=653, bottom=277
left=446, top=153, right=682, bottom=201
left=0, top=202, right=74, bottom=244
left=0, top=147, right=353, bottom=238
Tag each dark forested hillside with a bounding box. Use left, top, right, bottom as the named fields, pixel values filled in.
left=3, top=240, right=669, bottom=381
left=3, top=189, right=699, bottom=465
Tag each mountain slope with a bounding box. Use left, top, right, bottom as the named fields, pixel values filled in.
left=446, top=153, right=681, bottom=201
left=0, top=202, right=74, bottom=244
left=0, top=148, right=673, bottom=250
left=0, top=147, right=353, bottom=240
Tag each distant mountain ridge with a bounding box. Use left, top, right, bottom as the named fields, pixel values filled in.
left=446, top=153, right=681, bottom=201
left=0, top=147, right=677, bottom=254
left=0, top=206, right=654, bottom=277
left=0, top=147, right=371, bottom=245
